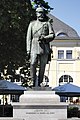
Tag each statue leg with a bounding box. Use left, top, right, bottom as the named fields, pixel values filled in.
left=30, top=64, right=37, bottom=87
left=30, top=54, right=38, bottom=87
left=38, top=54, right=48, bottom=86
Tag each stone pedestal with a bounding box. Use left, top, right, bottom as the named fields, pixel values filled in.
left=13, top=88, right=68, bottom=120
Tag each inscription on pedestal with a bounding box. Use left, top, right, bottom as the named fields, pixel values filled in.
left=26, top=109, right=55, bottom=115
left=13, top=104, right=68, bottom=120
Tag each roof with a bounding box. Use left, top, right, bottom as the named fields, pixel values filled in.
left=48, top=14, right=79, bottom=38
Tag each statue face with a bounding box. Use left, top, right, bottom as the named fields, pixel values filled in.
left=36, top=11, right=44, bottom=21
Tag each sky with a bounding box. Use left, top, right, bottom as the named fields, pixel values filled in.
left=45, top=0, right=80, bottom=36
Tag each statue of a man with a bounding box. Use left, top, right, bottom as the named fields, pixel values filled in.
left=26, top=6, right=55, bottom=87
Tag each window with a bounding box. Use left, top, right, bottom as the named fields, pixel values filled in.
left=59, top=75, right=73, bottom=85
left=58, top=50, right=64, bottom=59
left=57, top=32, right=68, bottom=37
left=58, top=49, right=72, bottom=59
left=69, top=76, right=73, bottom=82
left=59, top=76, right=63, bottom=82
left=64, top=75, right=68, bottom=82
left=66, top=50, right=72, bottom=59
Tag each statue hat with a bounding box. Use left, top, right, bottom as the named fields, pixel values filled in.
left=36, top=6, right=44, bottom=12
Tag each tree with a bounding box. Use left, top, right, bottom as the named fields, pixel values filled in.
left=31, top=0, right=53, bottom=12
left=0, top=0, right=32, bottom=75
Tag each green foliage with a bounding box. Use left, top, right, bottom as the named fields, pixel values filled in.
left=67, top=106, right=80, bottom=118
left=0, top=0, right=32, bottom=74
left=31, top=0, right=53, bottom=12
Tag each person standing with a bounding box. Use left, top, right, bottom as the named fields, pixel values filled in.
left=26, top=6, right=55, bottom=87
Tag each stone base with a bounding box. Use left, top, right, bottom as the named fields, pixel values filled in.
left=13, top=88, right=68, bottom=120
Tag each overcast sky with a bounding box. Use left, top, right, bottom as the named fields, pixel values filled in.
left=45, top=0, right=80, bottom=36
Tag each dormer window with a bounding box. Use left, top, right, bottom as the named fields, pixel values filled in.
left=56, top=32, right=68, bottom=37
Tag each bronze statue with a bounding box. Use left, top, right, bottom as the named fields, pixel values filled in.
left=26, top=6, right=55, bottom=87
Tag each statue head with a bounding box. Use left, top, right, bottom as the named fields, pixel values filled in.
left=36, top=6, right=45, bottom=21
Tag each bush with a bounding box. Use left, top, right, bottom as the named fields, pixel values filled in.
left=67, top=106, right=80, bottom=118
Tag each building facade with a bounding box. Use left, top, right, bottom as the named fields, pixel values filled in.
left=45, top=14, right=80, bottom=88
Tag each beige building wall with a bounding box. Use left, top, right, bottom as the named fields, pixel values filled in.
left=75, top=60, right=80, bottom=86
left=45, top=39, right=80, bottom=88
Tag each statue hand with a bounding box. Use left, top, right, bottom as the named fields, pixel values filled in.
left=40, top=35, right=45, bottom=40
left=38, top=35, right=45, bottom=43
